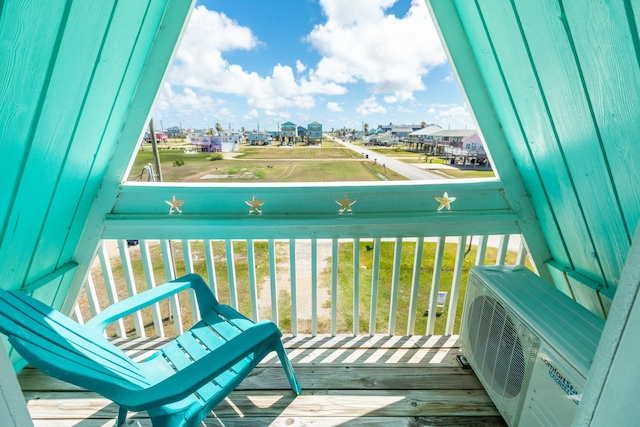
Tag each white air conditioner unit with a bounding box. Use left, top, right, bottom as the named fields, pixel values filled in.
left=460, top=266, right=604, bottom=426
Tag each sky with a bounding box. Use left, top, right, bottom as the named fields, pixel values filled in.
left=152, top=0, right=476, bottom=133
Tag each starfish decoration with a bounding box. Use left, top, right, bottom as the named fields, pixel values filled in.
left=246, top=195, right=265, bottom=214
left=165, top=195, right=185, bottom=214
left=336, top=194, right=356, bottom=213
left=435, top=192, right=456, bottom=211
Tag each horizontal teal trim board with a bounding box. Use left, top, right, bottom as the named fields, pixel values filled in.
left=102, top=211, right=519, bottom=240
left=21, top=262, right=78, bottom=293
left=114, top=180, right=510, bottom=216
left=546, top=260, right=614, bottom=299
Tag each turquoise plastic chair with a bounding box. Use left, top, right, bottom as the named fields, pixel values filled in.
left=0, top=274, right=301, bottom=427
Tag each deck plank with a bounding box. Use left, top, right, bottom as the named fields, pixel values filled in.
left=18, top=336, right=505, bottom=426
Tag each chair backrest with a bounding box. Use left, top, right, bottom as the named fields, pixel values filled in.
left=0, top=289, right=149, bottom=399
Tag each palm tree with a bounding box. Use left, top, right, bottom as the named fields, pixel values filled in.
left=215, top=122, right=223, bottom=133
left=364, top=123, right=369, bottom=135
left=420, top=121, right=427, bottom=128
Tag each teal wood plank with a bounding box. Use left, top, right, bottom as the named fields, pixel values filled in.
left=563, top=0, right=640, bottom=270
left=162, top=335, right=220, bottom=401
left=0, top=0, right=67, bottom=243
left=472, top=0, right=606, bottom=283
left=113, top=180, right=510, bottom=215
left=102, top=212, right=520, bottom=241
left=29, top=1, right=154, bottom=292
left=63, top=0, right=196, bottom=315
left=429, top=0, right=554, bottom=282
left=512, top=0, right=630, bottom=288
left=101, top=181, right=520, bottom=239
left=2, top=2, right=116, bottom=295
left=56, top=0, right=165, bottom=289
left=449, top=1, right=567, bottom=268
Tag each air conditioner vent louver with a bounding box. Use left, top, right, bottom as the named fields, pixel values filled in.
left=460, top=266, right=604, bottom=427
left=468, top=295, right=526, bottom=399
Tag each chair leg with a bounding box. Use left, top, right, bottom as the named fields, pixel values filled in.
left=275, top=343, right=302, bottom=395
left=115, top=406, right=128, bottom=427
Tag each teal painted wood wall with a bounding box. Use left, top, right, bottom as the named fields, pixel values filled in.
left=430, top=0, right=640, bottom=308
left=0, top=0, right=193, bottom=367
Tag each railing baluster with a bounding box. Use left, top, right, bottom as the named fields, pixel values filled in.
left=73, top=304, right=84, bottom=325
left=311, top=238, right=318, bottom=336
left=369, top=237, right=381, bottom=336
left=516, top=240, right=528, bottom=266
left=426, top=237, right=446, bottom=335
left=181, top=240, right=201, bottom=323
left=289, top=239, right=298, bottom=336
left=84, top=273, right=101, bottom=317
left=247, top=239, right=259, bottom=322
left=204, top=239, right=219, bottom=298
left=495, top=234, right=510, bottom=265
left=268, top=239, right=278, bottom=324
left=331, top=238, right=338, bottom=336
left=388, top=238, right=403, bottom=335
left=160, top=240, right=183, bottom=336
left=446, top=236, right=467, bottom=335
left=117, top=240, right=145, bottom=338
left=225, top=239, right=238, bottom=310
left=140, top=240, right=164, bottom=338
left=407, top=237, right=425, bottom=335
left=353, top=238, right=360, bottom=336
left=98, top=241, right=126, bottom=337
left=475, top=235, right=488, bottom=265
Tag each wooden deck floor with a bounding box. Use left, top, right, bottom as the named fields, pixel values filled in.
left=18, top=335, right=506, bottom=426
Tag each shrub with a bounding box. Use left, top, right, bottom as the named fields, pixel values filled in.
left=209, top=153, right=224, bottom=161
left=173, top=158, right=185, bottom=166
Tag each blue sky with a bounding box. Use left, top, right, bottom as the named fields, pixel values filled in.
left=152, top=0, right=475, bottom=133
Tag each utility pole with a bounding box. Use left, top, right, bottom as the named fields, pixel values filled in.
left=149, top=118, right=163, bottom=182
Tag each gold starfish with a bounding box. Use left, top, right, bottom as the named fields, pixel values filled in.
left=336, top=194, right=356, bottom=213
left=165, top=195, right=185, bottom=214
left=246, top=195, right=265, bottom=214
left=435, top=192, right=456, bottom=211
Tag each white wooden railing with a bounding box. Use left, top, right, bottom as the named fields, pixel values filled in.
left=74, top=234, right=529, bottom=339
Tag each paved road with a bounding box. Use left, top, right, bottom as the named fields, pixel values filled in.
left=331, top=137, right=446, bottom=181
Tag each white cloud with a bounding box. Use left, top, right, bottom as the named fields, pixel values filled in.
left=307, top=0, right=446, bottom=99
left=244, top=109, right=259, bottom=120
left=431, top=103, right=474, bottom=129
left=357, top=96, right=387, bottom=116
left=327, top=101, right=343, bottom=112
left=163, top=6, right=347, bottom=116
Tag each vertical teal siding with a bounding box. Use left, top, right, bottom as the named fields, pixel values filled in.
left=443, top=0, right=640, bottom=298
left=0, top=0, right=190, bottom=319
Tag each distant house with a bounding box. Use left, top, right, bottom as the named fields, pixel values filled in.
left=297, top=126, right=307, bottom=141
left=405, top=125, right=443, bottom=153
left=433, top=129, right=476, bottom=148
left=143, top=131, right=168, bottom=142
left=166, top=126, right=182, bottom=137
left=462, top=133, right=484, bottom=153
left=248, top=131, right=271, bottom=146
left=307, top=122, right=323, bottom=144
left=193, top=131, right=241, bottom=152
left=280, top=122, right=297, bottom=143
left=390, top=125, right=414, bottom=138
left=441, top=131, right=488, bottom=166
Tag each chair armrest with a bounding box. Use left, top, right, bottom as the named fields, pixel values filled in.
left=85, top=274, right=217, bottom=333
left=123, top=321, right=282, bottom=410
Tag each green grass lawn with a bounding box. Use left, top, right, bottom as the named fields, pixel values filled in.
left=128, top=146, right=407, bottom=182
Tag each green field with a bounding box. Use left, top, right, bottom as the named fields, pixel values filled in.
left=129, top=145, right=407, bottom=182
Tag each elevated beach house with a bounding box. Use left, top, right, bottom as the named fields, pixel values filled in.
left=1, top=1, right=640, bottom=425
